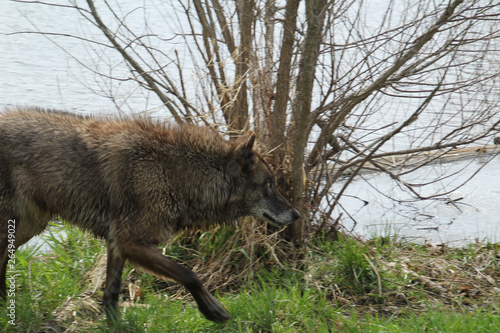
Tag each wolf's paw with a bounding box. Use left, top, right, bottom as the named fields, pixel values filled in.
left=199, top=300, right=230, bottom=322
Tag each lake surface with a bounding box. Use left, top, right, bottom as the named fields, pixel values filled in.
left=1, top=0, right=499, bottom=246
left=336, top=154, right=500, bottom=245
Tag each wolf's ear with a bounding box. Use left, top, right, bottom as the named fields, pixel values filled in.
left=228, top=130, right=256, bottom=174
left=235, top=130, right=256, bottom=153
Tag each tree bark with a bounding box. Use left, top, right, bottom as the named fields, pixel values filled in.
left=286, top=0, right=328, bottom=242
left=269, top=0, right=300, bottom=151
left=232, top=0, right=255, bottom=130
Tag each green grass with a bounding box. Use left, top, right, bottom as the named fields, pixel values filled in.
left=0, top=223, right=499, bottom=332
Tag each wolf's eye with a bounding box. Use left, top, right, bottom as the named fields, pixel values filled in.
left=266, top=181, right=272, bottom=188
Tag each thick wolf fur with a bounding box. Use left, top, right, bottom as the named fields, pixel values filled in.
left=0, top=107, right=300, bottom=322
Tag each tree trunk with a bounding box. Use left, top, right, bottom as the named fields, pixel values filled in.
left=232, top=0, right=255, bottom=130
left=269, top=0, right=300, bottom=151
left=286, top=0, right=328, bottom=242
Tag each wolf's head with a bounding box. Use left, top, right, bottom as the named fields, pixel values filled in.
left=228, top=131, right=300, bottom=226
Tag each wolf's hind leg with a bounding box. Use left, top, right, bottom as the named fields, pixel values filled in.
left=103, top=239, right=125, bottom=322
left=0, top=207, right=49, bottom=300
left=122, top=243, right=230, bottom=322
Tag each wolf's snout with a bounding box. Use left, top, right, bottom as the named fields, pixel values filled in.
left=291, top=209, right=300, bottom=222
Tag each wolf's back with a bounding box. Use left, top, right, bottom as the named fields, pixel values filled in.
left=0, top=107, right=240, bottom=240
left=0, top=108, right=120, bottom=238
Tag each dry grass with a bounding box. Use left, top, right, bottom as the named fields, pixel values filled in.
left=381, top=241, right=500, bottom=309
left=156, top=217, right=299, bottom=294
left=308, top=236, right=500, bottom=318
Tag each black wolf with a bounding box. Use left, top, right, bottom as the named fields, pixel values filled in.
left=0, top=107, right=300, bottom=322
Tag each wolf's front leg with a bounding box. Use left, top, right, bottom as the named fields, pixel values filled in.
left=121, top=242, right=230, bottom=322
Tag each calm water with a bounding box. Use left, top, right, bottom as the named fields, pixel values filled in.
left=2, top=0, right=500, bottom=246
left=337, top=154, right=500, bottom=245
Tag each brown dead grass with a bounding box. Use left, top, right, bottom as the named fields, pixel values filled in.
left=309, top=237, right=500, bottom=317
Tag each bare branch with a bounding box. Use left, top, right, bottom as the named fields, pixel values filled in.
left=85, top=0, right=184, bottom=123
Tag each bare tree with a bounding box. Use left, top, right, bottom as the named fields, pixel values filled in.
left=12, top=0, right=500, bottom=242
